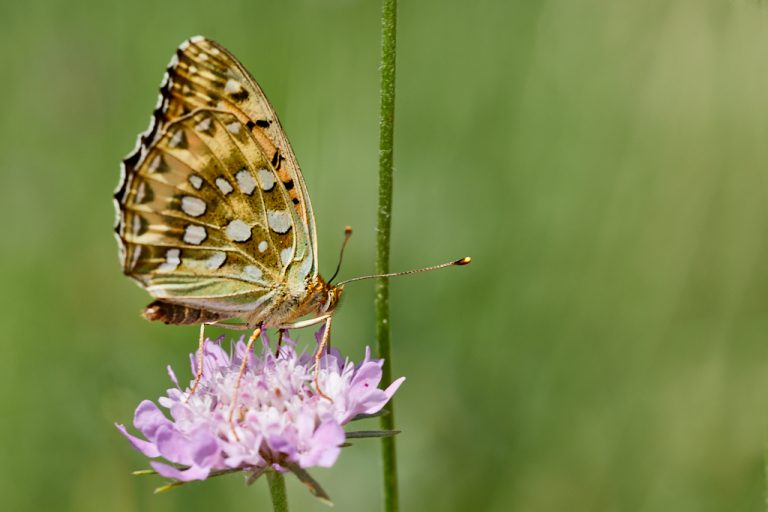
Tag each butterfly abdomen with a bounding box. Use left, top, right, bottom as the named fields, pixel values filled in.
left=143, top=300, right=224, bottom=325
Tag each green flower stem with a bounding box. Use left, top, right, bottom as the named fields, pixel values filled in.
left=375, top=0, right=399, bottom=511
left=267, top=471, right=289, bottom=512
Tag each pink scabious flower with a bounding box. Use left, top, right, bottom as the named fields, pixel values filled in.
left=116, top=331, right=404, bottom=483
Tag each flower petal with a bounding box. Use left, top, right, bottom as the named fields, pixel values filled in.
left=205, top=340, right=230, bottom=368
left=166, top=365, right=179, bottom=388
left=299, top=422, right=344, bottom=468
left=167, top=401, right=193, bottom=423
left=189, top=429, right=220, bottom=468
left=351, top=361, right=383, bottom=389
left=150, top=461, right=211, bottom=482
left=264, top=421, right=297, bottom=460
left=383, top=377, right=405, bottom=399
left=346, top=390, right=388, bottom=420
left=342, top=376, right=404, bottom=420
left=154, top=424, right=192, bottom=465
left=133, top=400, right=171, bottom=440
left=115, top=423, right=160, bottom=458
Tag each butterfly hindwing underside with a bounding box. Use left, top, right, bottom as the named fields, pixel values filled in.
left=114, top=36, right=335, bottom=328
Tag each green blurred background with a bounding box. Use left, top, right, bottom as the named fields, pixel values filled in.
left=2, top=0, right=768, bottom=510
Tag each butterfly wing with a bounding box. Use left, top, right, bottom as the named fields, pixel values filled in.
left=120, top=35, right=318, bottom=269
left=115, top=37, right=316, bottom=319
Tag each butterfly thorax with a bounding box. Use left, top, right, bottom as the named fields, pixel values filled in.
left=255, top=275, right=343, bottom=328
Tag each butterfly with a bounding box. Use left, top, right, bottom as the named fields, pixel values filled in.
left=114, top=36, right=470, bottom=396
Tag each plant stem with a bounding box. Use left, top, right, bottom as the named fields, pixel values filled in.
left=375, top=0, right=399, bottom=511
left=266, top=471, right=289, bottom=512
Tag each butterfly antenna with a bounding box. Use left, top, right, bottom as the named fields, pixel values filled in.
left=328, top=226, right=353, bottom=284
left=336, top=256, right=471, bottom=286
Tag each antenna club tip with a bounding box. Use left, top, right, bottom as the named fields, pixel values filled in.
left=455, top=256, right=472, bottom=266
left=344, top=226, right=353, bottom=235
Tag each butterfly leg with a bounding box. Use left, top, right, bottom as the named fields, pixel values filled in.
left=275, top=329, right=285, bottom=357
left=278, top=315, right=330, bottom=330
left=313, top=316, right=333, bottom=402
left=187, top=323, right=210, bottom=399
left=209, top=321, right=251, bottom=331
left=228, top=324, right=263, bottom=439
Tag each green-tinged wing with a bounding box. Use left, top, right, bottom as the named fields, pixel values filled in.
left=114, top=36, right=318, bottom=318
left=115, top=109, right=313, bottom=315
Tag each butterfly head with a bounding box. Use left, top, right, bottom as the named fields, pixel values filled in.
left=306, top=276, right=344, bottom=316
left=322, top=283, right=344, bottom=314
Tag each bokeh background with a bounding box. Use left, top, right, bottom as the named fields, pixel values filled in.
left=2, top=0, right=768, bottom=510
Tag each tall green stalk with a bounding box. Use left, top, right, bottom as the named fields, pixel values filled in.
left=375, top=0, right=398, bottom=511
left=266, top=471, right=289, bottom=512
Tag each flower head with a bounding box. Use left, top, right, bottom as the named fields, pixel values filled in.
left=117, top=331, right=404, bottom=483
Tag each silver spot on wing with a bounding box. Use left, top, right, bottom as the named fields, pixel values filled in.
left=181, top=196, right=206, bottom=217
left=207, top=251, right=226, bottom=269
left=267, top=210, right=292, bottom=234
left=216, top=177, right=233, bottom=195
left=188, top=174, right=203, bottom=190
left=183, top=225, right=207, bottom=245
left=257, top=168, right=276, bottom=191
left=236, top=169, right=256, bottom=195
left=280, top=248, right=293, bottom=266
left=243, top=265, right=263, bottom=283
left=157, top=248, right=181, bottom=272
left=225, top=219, right=251, bottom=242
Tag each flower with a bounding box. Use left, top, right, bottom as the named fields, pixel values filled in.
left=116, top=330, right=405, bottom=483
